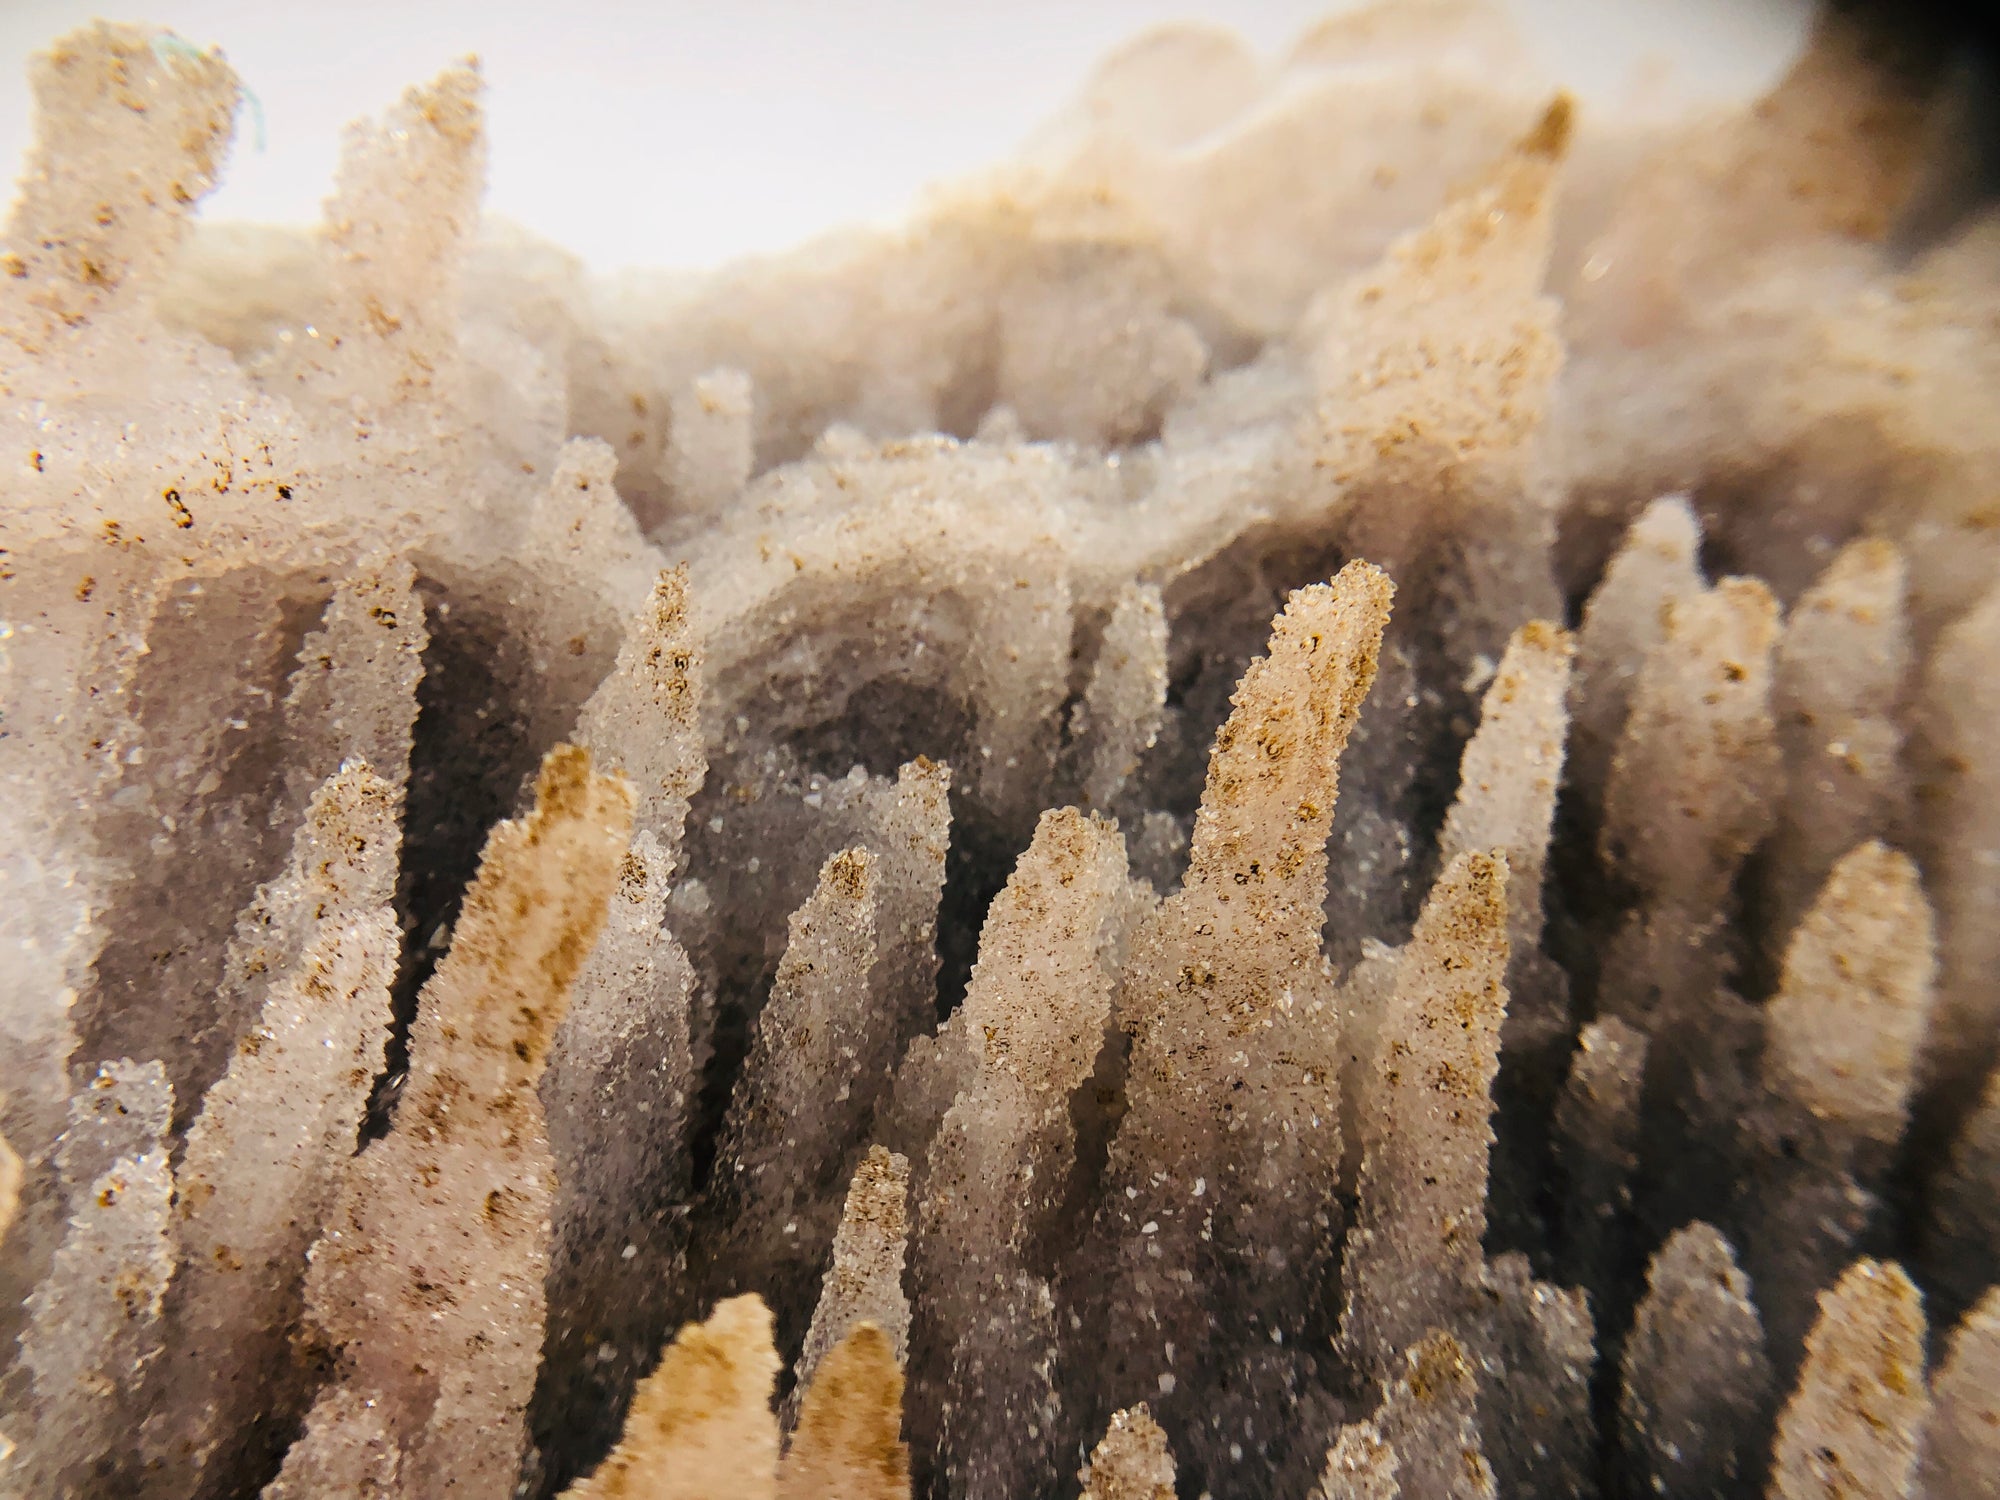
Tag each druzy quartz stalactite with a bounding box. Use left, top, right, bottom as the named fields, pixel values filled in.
left=1, top=6, right=1997, bottom=1499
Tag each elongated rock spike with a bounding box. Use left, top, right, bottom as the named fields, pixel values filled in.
left=1342, top=851, right=1511, bottom=1380
left=1618, top=1223, right=1773, bottom=1500
left=1437, top=620, right=1574, bottom=953
left=1372, top=1332, right=1495, bottom=1500
left=1079, top=1405, right=1177, bottom=1500
left=0, top=23, right=238, bottom=345
left=1767, top=1258, right=1929, bottom=1500
left=285, top=745, right=634, bottom=1500
left=791, top=1146, right=912, bottom=1431
left=778, top=1323, right=911, bottom=1500
left=562, top=1295, right=780, bottom=1500
left=1316, top=1420, right=1399, bottom=1500
left=1761, top=841, right=1936, bottom=1164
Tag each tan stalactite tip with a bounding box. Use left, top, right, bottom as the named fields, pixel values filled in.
left=564, top=1295, right=782, bottom=1500
left=1768, top=1258, right=1930, bottom=1500
left=779, top=1323, right=911, bottom=1500
left=1188, top=560, right=1394, bottom=895
left=426, top=742, right=637, bottom=1081
left=1079, top=1404, right=1177, bottom=1500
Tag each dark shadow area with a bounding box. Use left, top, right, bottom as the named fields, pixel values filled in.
left=76, top=567, right=325, bottom=1137
left=364, top=575, right=539, bottom=1142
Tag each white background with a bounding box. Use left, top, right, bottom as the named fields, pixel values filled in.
left=0, top=0, right=1811, bottom=274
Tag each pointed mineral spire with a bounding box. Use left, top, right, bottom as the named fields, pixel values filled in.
left=1438, top=619, right=1574, bottom=952
left=1342, top=851, right=1511, bottom=1380
left=1619, top=1224, right=1773, bottom=1500
left=562, top=1295, right=780, bottom=1500
left=1768, top=1258, right=1929, bottom=1500
left=1569, top=495, right=1704, bottom=809
left=1762, top=842, right=1936, bottom=1161
left=791, top=1145, right=912, bottom=1430
left=1091, top=564, right=1388, bottom=1441
left=778, top=1323, right=911, bottom=1500
left=1310, top=94, right=1569, bottom=488
left=1602, top=577, right=1781, bottom=915
left=146, top=902, right=398, bottom=1490
left=0, top=23, right=238, bottom=347
left=662, top=368, right=757, bottom=527
left=1552, top=1017, right=1647, bottom=1302
left=704, top=846, right=879, bottom=1326
left=191, top=759, right=403, bottom=1135
left=280, top=561, right=427, bottom=811
left=319, top=59, right=485, bottom=399
left=1079, top=1405, right=1177, bottom=1500
left=1766, top=540, right=1911, bottom=955
left=574, top=565, right=707, bottom=863
left=1183, top=562, right=1394, bottom=921
left=1917, top=584, right=2000, bottom=1107
left=1372, top=1332, right=1495, bottom=1500
left=1472, top=1253, right=1595, bottom=1500
left=1316, top=1419, right=1399, bottom=1500
left=296, top=744, right=634, bottom=1499
left=920, top=808, right=1128, bottom=1500
left=534, top=826, right=699, bottom=1489
left=1072, top=582, right=1169, bottom=812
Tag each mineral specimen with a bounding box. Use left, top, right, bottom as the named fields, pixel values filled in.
left=0, top=5, right=1995, bottom=1500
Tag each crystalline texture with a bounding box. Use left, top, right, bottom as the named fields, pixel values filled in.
left=792, top=1145, right=913, bottom=1426
left=533, top=827, right=698, bottom=1492
left=570, top=566, right=706, bottom=857
left=1079, top=1405, right=1177, bottom=1500
left=1743, top=842, right=1936, bottom=1368
left=0, top=23, right=237, bottom=350
left=1551, top=1017, right=1647, bottom=1310
left=1086, top=564, right=1389, bottom=1486
left=1469, top=1252, right=1595, bottom=1500
left=1369, top=1332, right=1494, bottom=1500
left=1764, top=541, right=1912, bottom=960
left=1918, top=1288, right=2000, bottom=1500
left=283, top=747, right=633, bottom=1499
left=1601, top=577, right=1782, bottom=929
left=137, top=765, right=401, bottom=1496
left=700, top=847, right=880, bottom=1340
left=777, top=1323, right=910, bottom=1500
left=1436, top=621, right=1573, bottom=961
left=1567, top=495, right=1704, bottom=815
left=1069, top=583, right=1170, bottom=815
left=1341, top=851, right=1510, bottom=1381
left=1915, top=585, right=2000, bottom=1106
left=1766, top=1258, right=1929, bottom=1500
left=562, top=1295, right=779, bottom=1500
left=1315, top=1419, right=1398, bottom=1500
left=0, top=10, right=1995, bottom=1500
left=1760, top=842, right=1936, bottom=1163
left=9, top=1062, right=176, bottom=1495
left=1618, top=1222, right=1773, bottom=1500
left=915, top=808, right=1127, bottom=1500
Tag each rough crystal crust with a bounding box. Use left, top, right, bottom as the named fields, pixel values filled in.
left=0, top=6, right=1996, bottom=1500
left=1767, top=1259, right=1930, bottom=1500
left=1618, top=1222, right=1774, bottom=1500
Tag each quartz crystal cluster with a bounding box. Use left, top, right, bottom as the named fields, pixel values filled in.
left=1, top=6, right=1997, bottom=1499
